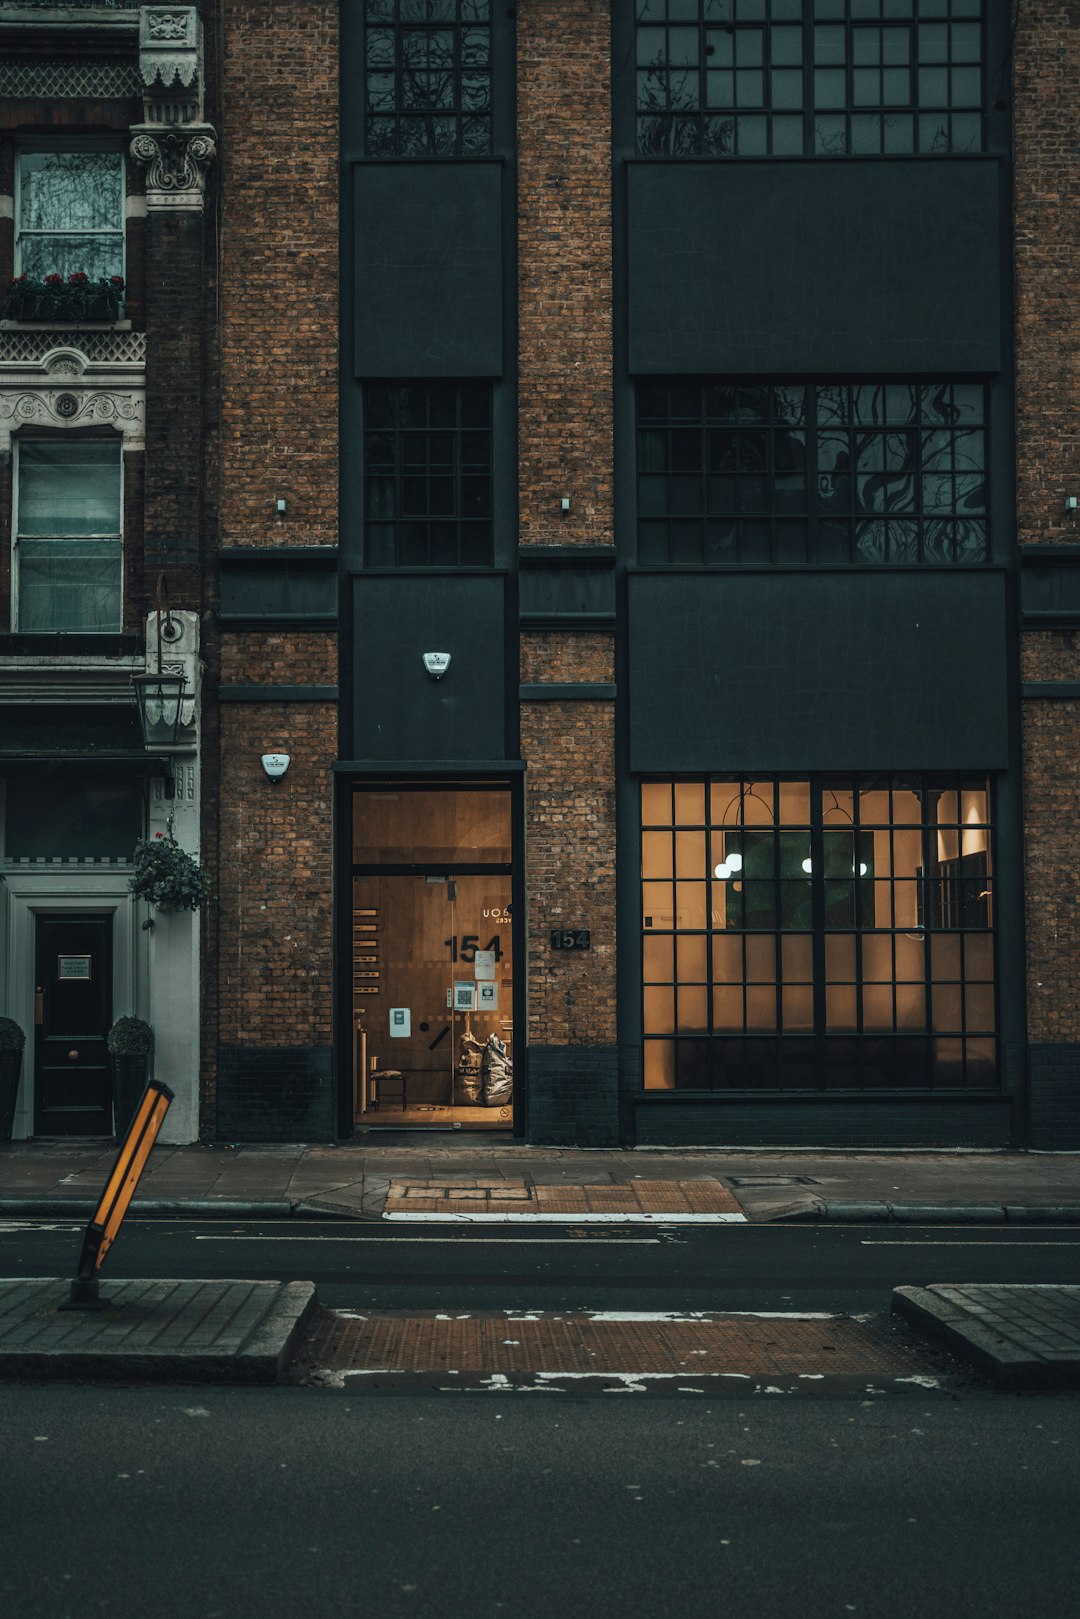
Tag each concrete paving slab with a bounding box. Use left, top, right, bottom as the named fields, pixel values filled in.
left=0, top=1277, right=316, bottom=1384
left=892, top=1283, right=1080, bottom=1389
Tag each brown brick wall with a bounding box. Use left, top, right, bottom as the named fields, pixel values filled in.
left=219, top=630, right=337, bottom=686
left=216, top=0, right=339, bottom=548
left=214, top=701, right=336, bottom=1048
left=520, top=628, right=614, bottom=686
left=1015, top=5, right=1080, bottom=1042
left=521, top=698, right=617, bottom=1047
left=1014, top=5, right=1080, bottom=550
left=517, top=5, right=617, bottom=1059
left=517, top=0, right=613, bottom=548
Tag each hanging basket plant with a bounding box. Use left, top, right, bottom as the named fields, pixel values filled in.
left=129, top=833, right=210, bottom=912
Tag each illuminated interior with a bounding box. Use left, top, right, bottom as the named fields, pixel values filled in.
left=352, top=785, right=513, bottom=1130
left=641, top=776, right=995, bottom=1091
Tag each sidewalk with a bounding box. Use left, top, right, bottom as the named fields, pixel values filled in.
left=4, top=1140, right=1080, bottom=1223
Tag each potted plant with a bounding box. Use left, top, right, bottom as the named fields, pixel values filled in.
left=2, top=270, right=125, bottom=324
left=0, top=1017, right=26, bottom=1141
left=107, top=1016, right=154, bottom=1138
left=129, top=832, right=210, bottom=913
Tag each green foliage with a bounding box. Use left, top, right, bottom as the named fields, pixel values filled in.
left=129, top=834, right=211, bottom=912
left=107, top=1016, right=154, bottom=1058
left=0, top=1017, right=26, bottom=1053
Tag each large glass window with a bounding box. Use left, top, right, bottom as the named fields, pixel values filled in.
left=13, top=439, right=123, bottom=632
left=364, top=383, right=493, bottom=566
left=635, top=0, right=983, bottom=158
left=641, top=775, right=996, bottom=1091
left=637, top=381, right=988, bottom=566
left=16, top=151, right=125, bottom=282
left=364, top=0, right=492, bottom=158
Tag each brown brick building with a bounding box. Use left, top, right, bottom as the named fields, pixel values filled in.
left=3, top=1, right=1079, bottom=1151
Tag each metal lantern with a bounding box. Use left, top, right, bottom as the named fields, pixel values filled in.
left=132, top=668, right=187, bottom=748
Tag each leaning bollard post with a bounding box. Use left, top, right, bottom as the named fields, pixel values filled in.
left=61, top=1079, right=175, bottom=1312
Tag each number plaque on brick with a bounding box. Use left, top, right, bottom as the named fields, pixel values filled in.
left=550, top=929, right=591, bottom=951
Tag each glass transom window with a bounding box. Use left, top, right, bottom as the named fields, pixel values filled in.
left=641, top=775, right=996, bottom=1092
left=635, top=0, right=984, bottom=158
left=637, top=381, right=988, bottom=566
left=364, top=0, right=492, bottom=158
left=16, top=151, right=125, bottom=282
left=14, top=439, right=123, bottom=632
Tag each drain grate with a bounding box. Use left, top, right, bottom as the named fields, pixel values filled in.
left=727, top=1175, right=823, bottom=1187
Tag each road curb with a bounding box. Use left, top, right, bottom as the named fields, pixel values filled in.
left=775, top=1201, right=1080, bottom=1224
left=891, top=1284, right=1080, bottom=1390
left=0, top=1198, right=298, bottom=1220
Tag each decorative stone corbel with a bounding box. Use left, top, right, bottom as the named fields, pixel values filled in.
left=130, top=126, right=217, bottom=210
left=139, top=6, right=203, bottom=125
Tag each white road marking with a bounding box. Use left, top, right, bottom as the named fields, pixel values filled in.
left=384, top=1212, right=747, bottom=1224
left=193, top=1234, right=660, bottom=1244
left=861, top=1240, right=1080, bottom=1247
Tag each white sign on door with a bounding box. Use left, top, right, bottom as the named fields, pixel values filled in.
left=473, top=950, right=497, bottom=981
left=389, top=1007, right=411, bottom=1038
left=477, top=980, right=498, bottom=1011
left=453, top=982, right=476, bottom=1012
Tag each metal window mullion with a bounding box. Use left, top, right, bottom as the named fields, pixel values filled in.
left=808, top=778, right=828, bottom=1088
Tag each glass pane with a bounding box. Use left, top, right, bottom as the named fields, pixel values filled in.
left=17, top=234, right=123, bottom=282
left=18, top=540, right=121, bottom=632
left=18, top=152, right=123, bottom=234
left=643, top=934, right=674, bottom=983
left=18, top=440, right=121, bottom=536
left=644, top=1040, right=677, bottom=1090
left=641, top=781, right=672, bottom=825
left=4, top=777, right=141, bottom=860
left=352, top=786, right=512, bottom=863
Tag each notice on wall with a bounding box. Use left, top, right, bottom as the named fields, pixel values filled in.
left=453, top=982, right=477, bottom=1012
left=473, top=950, right=497, bottom=981
left=389, top=1007, right=411, bottom=1038
left=477, top=980, right=498, bottom=1011
left=58, top=956, right=91, bottom=980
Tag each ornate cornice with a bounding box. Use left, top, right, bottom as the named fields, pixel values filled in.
left=129, top=124, right=216, bottom=210
left=139, top=6, right=203, bottom=125
left=0, top=387, right=144, bottom=450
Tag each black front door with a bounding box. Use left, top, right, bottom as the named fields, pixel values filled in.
left=34, top=916, right=113, bottom=1136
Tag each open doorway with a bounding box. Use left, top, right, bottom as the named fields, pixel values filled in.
left=350, top=783, right=515, bottom=1132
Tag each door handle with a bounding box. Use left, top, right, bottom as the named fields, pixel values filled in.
left=35, top=987, right=44, bottom=1025
left=67, top=1049, right=79, bottom=1061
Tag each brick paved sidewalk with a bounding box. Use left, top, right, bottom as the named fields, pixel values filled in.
left=289, top=1306, right=953, bottom=1394
left=893, top=1283, right=1080, bottom=1389
left=383, top=1178, right=746, bottom=1220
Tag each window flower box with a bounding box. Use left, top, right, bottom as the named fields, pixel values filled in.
left=3, top=272, right=125, bottom=325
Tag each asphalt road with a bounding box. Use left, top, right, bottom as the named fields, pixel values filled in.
left=3, top=1382, right=1079, bottom=1619
left=3, top=1217, right=1080, bottom=1312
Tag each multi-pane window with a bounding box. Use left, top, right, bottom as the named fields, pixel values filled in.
left=637, top=381, right=988, bottom=566
left=636, top=0, right=983, bottom=158
left=16, top=151, right=124, bottom=281
left=641, top=776, right=996, bottom=1092
left=364, top=0, right=492, bottom=158
left=364, top=383, right=493, bottom=565
left=13, top=439, right=123, bottom=632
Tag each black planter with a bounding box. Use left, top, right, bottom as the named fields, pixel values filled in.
left=2, top=284, right=124, bottom=324
left=0, top=1049, right=23, bottom=1141
left=111, top=1055, right=149, bottom=1139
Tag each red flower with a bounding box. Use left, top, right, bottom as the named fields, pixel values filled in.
left=67, top=271, right=89, bottom=287
left=154, top=832, right=164, bottom=839
left=44, top=273, right=63, bottom=287
left=109, top=275, right=125, bottom=289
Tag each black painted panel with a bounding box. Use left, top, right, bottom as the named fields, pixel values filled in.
left=527, top=1045, right=620, bottom=1147
left=628, top=570, right=1009, bottom=772
left=216, top=1047, right=334, bottom=1142
left=354, top=163, right=503, bottom=377
left=628, top=160, right=1001, bottom=374
left=519, top=556, right=616, bottom=618
left=1021, top=553, right=1080, bottom=620
left=220, top=559, right=337, bottom=621
left=351, top=574, right=506, bottom=760
left=633, top=1098, right=1013, bottom=1148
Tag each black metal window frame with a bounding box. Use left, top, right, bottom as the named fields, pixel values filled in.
left=363, top=0, right=493, bottom=159
left=637, top=379, right=989, bottom=567
left=363, top=381, right=494, bottom=567
left=635, top=0, right=984, bottom=159
left=640, top=774, right=997, bottom=1094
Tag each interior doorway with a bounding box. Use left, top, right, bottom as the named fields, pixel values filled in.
left=350, top=782, right=515, bottom=1132
left=33, top=913, right=113, bottom=1136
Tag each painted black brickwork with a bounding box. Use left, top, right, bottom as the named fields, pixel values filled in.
left=1028, top=1046, right=1080, bottom=1151
left=215, top=1046, right=334, bottom=1142
left=634, top=1099, right=1013, bottom=1149
left=527, top=1046, right=620, bottom=1147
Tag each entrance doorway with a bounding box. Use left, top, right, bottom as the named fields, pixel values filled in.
left=350, top=783, right=515, bottom=1132
left=33, top=914, right=113, bottom=1135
